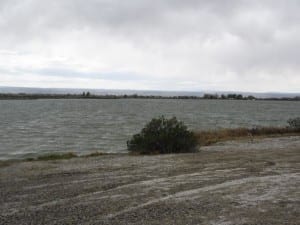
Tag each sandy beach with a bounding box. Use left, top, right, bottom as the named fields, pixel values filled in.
left=1, top=136, right=299, bottom=225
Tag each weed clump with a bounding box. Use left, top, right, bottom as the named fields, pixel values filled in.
left=287, top=117, right=300, bottom=130
left=35, top=152, right=78, bottom=161
left=127, top=116, right=198, bottom=154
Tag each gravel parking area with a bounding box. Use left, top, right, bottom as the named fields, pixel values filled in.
left=1, top=136, right=299, bottom=225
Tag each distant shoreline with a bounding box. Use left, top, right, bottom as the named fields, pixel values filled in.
left=0, top=93, right=300, bottom=101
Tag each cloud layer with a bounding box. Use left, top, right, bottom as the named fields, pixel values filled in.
left=0, top=0, right=299, bottom=92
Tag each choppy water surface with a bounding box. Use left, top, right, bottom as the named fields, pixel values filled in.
left=0, top=99, right=299, bottom=159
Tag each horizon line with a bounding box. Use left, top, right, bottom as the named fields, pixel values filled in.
left=0, top=85, right=300, bottom=95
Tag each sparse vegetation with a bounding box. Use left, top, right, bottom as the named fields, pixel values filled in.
left=287, top=117, right=300, bottom=130
left=34, top=152, right=78, bottom=161
left=23, top=151, right=109, bottom=162
left=84, top=152, right=107, bottom=157
left=195, top=126, right=299, bottom=146
left=127, top=117, right=300, bottom=153
left=127, top=116, right=198, bottom=154
left=0, top=160, right=14, bottom=168
left=25, top=152, right=109, bottom=161
left=1, top=118, right=299, bottom=162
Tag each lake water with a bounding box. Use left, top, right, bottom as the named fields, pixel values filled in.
left=0, top=99, right=299, bottom=160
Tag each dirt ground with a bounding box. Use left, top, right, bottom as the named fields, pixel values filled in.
left=0, top=136, right=299, bottom=225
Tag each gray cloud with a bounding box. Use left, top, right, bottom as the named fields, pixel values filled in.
left=0, top=0, right=299, bottom=91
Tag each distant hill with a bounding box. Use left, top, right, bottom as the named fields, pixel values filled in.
left=0, top=86, right=299, bottom=98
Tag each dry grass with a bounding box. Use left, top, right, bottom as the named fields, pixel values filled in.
left=0, top=160, right=15, bottom=168
left=83, top=151, right=108, bottom=157
left=26, top=152, right=97, bottom=161
left=195, top=127, right=300, bottom=146
left=24, top=151, right=109, bottom=162
left=34, top=152, right=78, bottom=161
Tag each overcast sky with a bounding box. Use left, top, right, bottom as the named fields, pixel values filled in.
left=0, top=0, right=299, bottom=92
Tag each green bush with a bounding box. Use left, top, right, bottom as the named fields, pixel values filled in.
left=127, top=116, right=198, bottom=154
left=287, top=117, right=300, bottom=130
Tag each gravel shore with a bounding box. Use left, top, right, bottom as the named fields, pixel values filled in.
left=1, top=136, right=299, bottom=225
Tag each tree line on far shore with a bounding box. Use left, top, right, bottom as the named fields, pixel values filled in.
left=0, top=92, right=299, bottom=101
left=202, top=93, right=256, bottom=100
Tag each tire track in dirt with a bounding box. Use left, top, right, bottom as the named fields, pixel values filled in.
left=102, top=173, right=299, bottom=220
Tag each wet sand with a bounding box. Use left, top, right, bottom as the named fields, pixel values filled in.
left=1, top=136, right=299, bottom=225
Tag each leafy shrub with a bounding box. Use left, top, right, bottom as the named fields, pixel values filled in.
left=287, top=117, right=300, bottom=130
left=127, top=116, right=198, bottom=154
